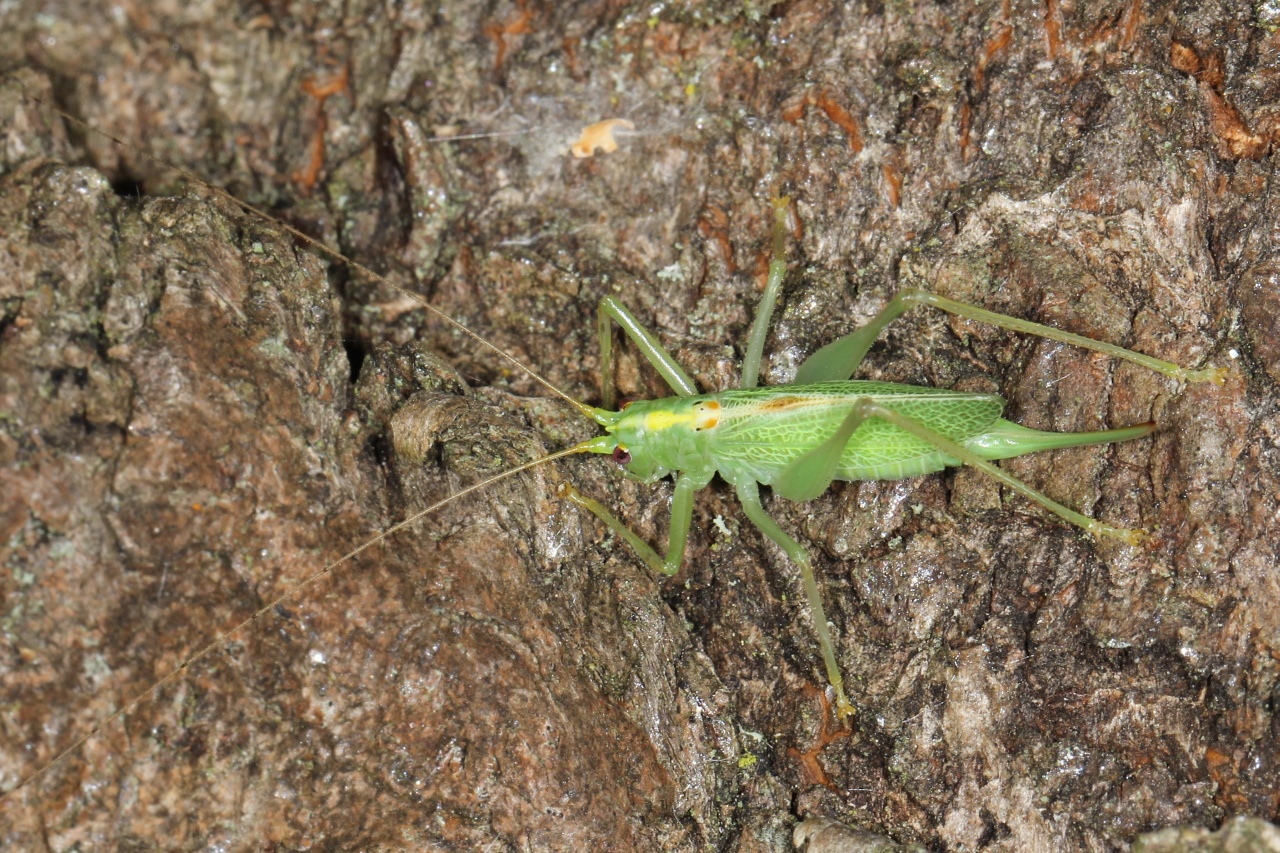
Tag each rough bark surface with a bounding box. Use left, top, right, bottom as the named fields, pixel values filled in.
left=1, top=1, right=1277, bottom=850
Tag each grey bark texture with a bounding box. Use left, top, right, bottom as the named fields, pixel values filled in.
left=1, top=1, right=1277, bottom=850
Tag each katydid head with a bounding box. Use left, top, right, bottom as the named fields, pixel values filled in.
left=571, top=403, right=673, bottom=483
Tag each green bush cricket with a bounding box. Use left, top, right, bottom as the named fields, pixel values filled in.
left=559, top=198, right=1226, bottom=718
left=4, top=104, right=1227, bottom=813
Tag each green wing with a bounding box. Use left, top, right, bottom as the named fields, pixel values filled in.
left=709, top=381, right=1005, bottom=485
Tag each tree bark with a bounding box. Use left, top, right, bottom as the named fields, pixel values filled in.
left=1, top=1, right=1273, bottom=849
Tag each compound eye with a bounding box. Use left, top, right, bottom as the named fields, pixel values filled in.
left=612, top=446, right=632, bottom=466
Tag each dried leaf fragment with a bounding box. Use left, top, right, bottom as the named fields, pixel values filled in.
left=570, top=118, right=635, bottom=158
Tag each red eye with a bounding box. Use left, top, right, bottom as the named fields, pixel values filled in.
left=612, top=447, right=632, bottom=465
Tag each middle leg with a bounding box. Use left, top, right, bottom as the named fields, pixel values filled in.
left=736, top=480, right=855, bottom=720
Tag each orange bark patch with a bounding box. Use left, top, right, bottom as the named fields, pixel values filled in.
left=814, top=92, right=864, bottom=153
left=1205, top=746, right=1251, bottom=813
left=974, top=23, right=1013, bottom=92
left=698, top=204, right=735, bottom=274
left=787, top=683, right=852, bottom=793
left=1170, top=39, right=1224, bottom=89
left=1171, top=40, right=1269, bottom=161
left=1202, top=88, right=1268, bottom=160
left=1044, top=0, right=1063, bottom=60
left=782, top=91, right=864, bottom=152
left=882, top=161, right=903, bottom=209
left=1118, top=0, right=1143, bottom=49
left=292, top=65, right=350, bottom=194
left=483, top=0, right=534, bottom=73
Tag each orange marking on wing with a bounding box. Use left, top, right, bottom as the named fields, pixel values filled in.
left=759, top=396, right=803, bottom=412
left=562, top=37, right=581, bottom=77
left=959, top=99, right=973, bottom=161
left=780, top=98, right=807, bottom=123
left=786, top=196, right=804, bottom=242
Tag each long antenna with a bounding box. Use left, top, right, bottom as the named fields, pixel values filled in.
left=32, top=95, right=596, bottom=419
left=0, top=442, right=591, bottom=800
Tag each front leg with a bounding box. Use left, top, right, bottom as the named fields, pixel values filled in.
left=561, top=470, right=700, bottom=576
left=597, top=297, right=699, bottom=410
